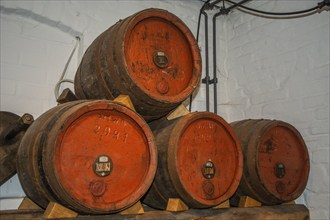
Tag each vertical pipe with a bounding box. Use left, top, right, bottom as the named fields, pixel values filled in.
left=202, top=11, right=210, bottom=112
left=212, top=11, right=222, bottom=114
left=190, top=4, right=206, bottom=112
left=210, top=0, right=251, bottom=114
left=212, top=14, right=218, bottom=114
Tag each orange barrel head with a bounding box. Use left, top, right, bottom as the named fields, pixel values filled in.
left=143, top=112, right=243, bottom=209
left=74, top=8, right=201, bottom=121
left=230, top=119, right=310, bottom=205
left=16, top=100, right=157, bottom=214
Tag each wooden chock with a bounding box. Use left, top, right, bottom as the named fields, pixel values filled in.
left=213, top=200, right=230, bottom=209
left=43, top=202, right=78, bottom=219
left=57, top=88, right=78, bottom=104
left=18, top=197, right=42, bottom=210
left=120, top=201, right=144, bottom=215
left=282, top=200, right=296, bottom=205
left=238, top=196, right=262, bottom=208
left=166, top=104, right=190, bottom=121
left=166, top=198, right=189, bottom=212
left=114, top=95, right=136, bottom=111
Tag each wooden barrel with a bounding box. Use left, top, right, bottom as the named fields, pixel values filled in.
left=142, top=112, right=243, bottom=209
left=16, top=100, right=157, bottom=214
left=74, top=8, right=201, bottom=121
left=230, top=119, right=310, bottom=205
left=0, top=112, right=33, bottom=185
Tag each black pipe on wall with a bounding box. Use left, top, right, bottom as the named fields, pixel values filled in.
left=200, top=0, right=252, bottom=114
left=201, top=11, right=210, bottom=112
left=212, top=12, right=220, bottom=114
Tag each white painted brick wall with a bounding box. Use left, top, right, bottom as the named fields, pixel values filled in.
left=215, top=1, right=329, bottom=219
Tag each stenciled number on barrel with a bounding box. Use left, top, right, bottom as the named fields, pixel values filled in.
left=93, top=123, right=129, bottom=143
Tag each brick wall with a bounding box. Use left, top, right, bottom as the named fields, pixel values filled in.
left=215, top=1, right=329, bottom=219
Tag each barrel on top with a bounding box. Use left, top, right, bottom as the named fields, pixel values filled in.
left=230, top=119, right=310, bottom=205
left=74, top=8, right=201, bottom=121
left=143, top=112, right=243, bottom=209
left=16, top=100, right=157, bottom=214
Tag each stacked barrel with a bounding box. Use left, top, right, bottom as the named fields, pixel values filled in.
left=16, top=100, right=157, bottom=214
left=143, top=112, right=243, bottom=209
left=230, top=119, right=310, bottom=206
left=13, top=8, right=310, bottom=215
left=74, top=8, right=201, bottom=121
